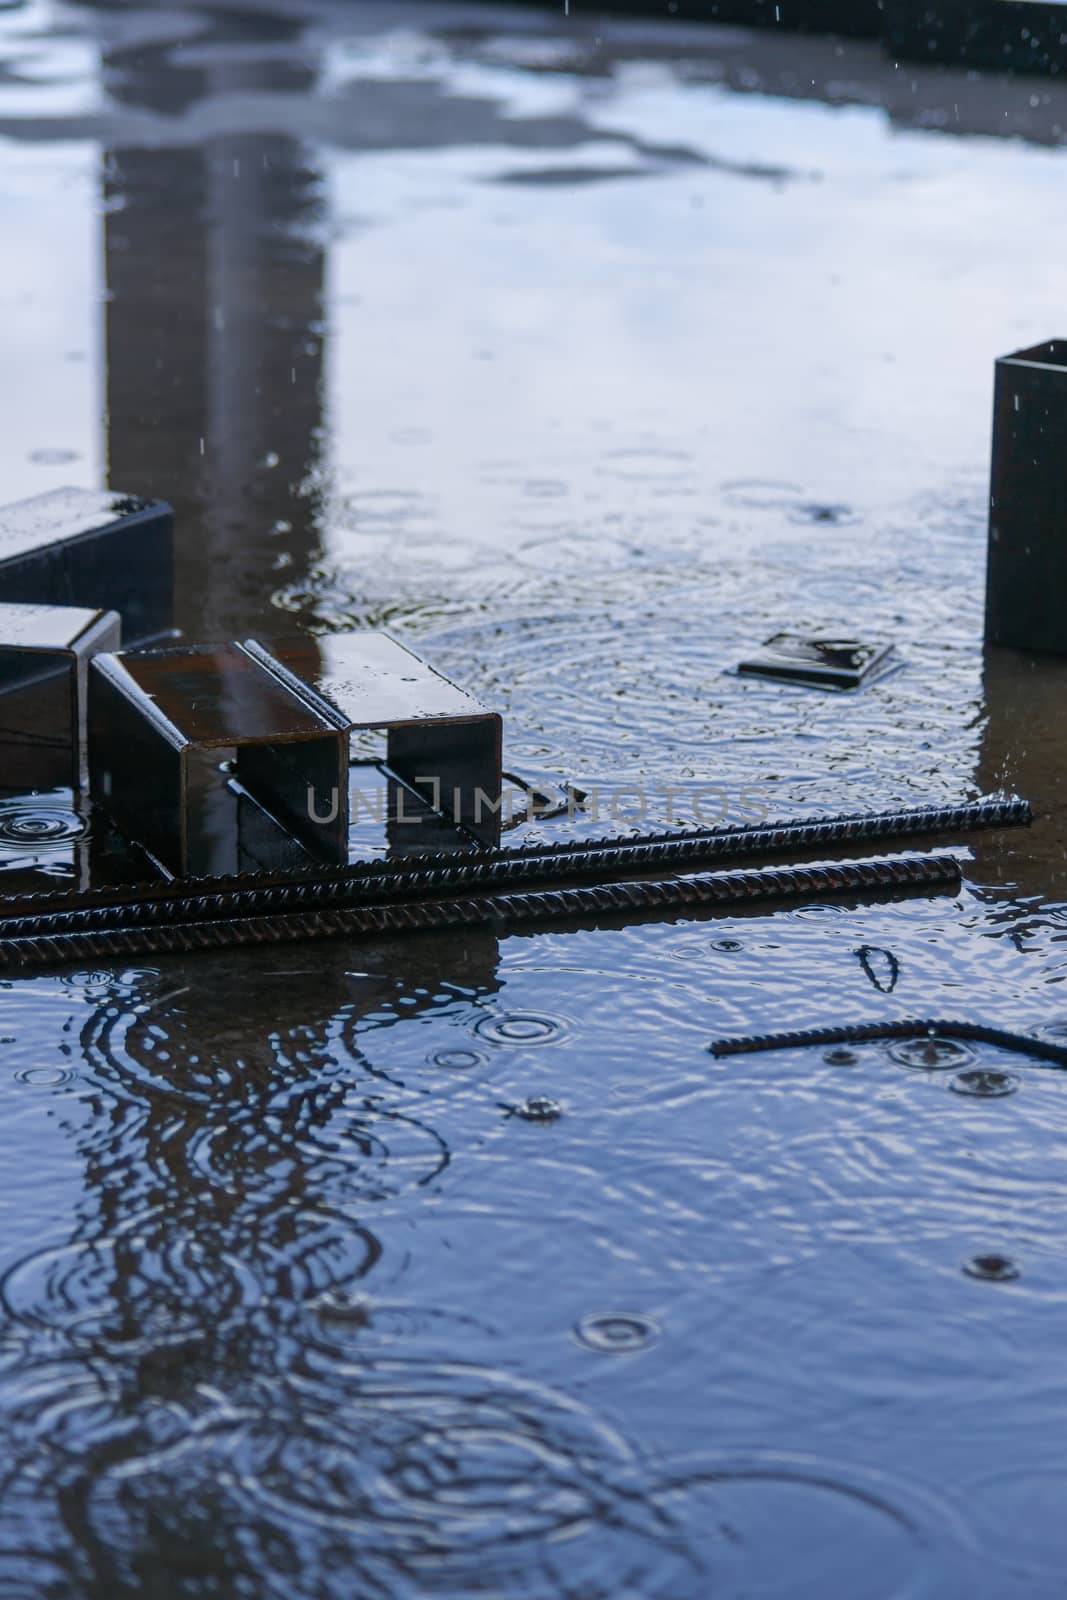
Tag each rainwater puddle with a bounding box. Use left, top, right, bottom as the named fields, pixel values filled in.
left=1, top=1, right=1066, bottom=1594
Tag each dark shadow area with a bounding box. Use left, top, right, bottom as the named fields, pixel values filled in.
left=975, top=645, right=1067, bottom=902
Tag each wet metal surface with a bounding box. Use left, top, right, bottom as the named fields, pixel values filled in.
left=986, top=339, right=1067, bottom=652
left=737, top=631, right=897, bottom=689
left=88, top=642, right=352, bottom=875
left=4, top=2, right=1067, bottom=1595
left=0, top=602, right=119, bottom=788
left=259, top=632, right=504, bottom=842
left=0, top=489, right=173, bottom=642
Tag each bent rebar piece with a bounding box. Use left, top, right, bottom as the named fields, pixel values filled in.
left=0, top=852, right=960, bottom=968
left=710, top=1018, right=1067, bottom=1068
left=0, top=794, right=1024, bottom=937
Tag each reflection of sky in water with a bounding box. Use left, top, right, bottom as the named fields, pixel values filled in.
left=324, top=90, right=1067, bottom=553
left=311, top=42, right=1067, bottom=818
left=0, top=144, right=101, bottom=501
left=0, top=0, right=100, bottom=116
left=0, top=3, right=102, bottom=496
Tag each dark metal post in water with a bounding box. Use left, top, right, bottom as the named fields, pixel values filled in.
left=986, top=340, right=1067, bottom=654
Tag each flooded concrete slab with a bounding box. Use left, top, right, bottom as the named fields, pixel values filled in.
left=1, top=2, right=1067, bottom=1596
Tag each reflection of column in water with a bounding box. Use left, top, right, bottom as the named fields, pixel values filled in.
left=976, top=646, right=1067, bottom=900
left=63, top=932, right=501, bottom=1348
left=100, top=18, right=327, bottom=638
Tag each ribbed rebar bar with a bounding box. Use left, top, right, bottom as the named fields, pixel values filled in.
left=0, top=853, right=959, bottom=968
left=0, top=794, right=1022, bottom=937
left=710, top=1017, right=1067, bottom=1067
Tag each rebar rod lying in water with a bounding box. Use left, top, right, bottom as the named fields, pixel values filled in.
left=0, top=853, right=960, bottom=968
left=710, top=1018, right=1067, bottom=1068
left=0, top=793, right=1025, bottom=937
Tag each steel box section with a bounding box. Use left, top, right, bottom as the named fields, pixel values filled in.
left=986, top=340, right=1067, bottom=654
left=88, top=642, right=349, bottom=877
left=0, top=603, right=121, bottom=789
left=250, top=632, right=503, bottom=847
left=0, top=489, right=174, bottom=644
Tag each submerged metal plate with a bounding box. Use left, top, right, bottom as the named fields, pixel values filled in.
left=738, top=633, right=896, bottom=690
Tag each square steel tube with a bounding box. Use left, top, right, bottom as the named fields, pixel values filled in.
left=246, top=632, right=503, bottom=846
left=986, top=340, right=1067, bottom=654
left=0, top=488, right=174, bottom=644
left=88, top=642, right=350, bottom=877
left=0, top=603, right=121, bottom=790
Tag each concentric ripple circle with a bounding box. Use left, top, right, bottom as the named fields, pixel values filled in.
left=950, top=1068, right=1019, bottom=1099
left=0, top=807, right=88, bottom=847
left=83, top=1366, right=695, bottom=1598
left=292, top=1090, right=450, bottom=1202
left=0, top=1225, right=261, bottom=1349
left=963, top=1254, right=1019, bottom=1284
left=575, top=1312, right=660, bottom=1354
left=473, top=1011, right=569, bottom=1046
left=81, top=995, right=288, bottom=1105
left=13, top=1064, right=75, bottom=1087
left=657, top=1453, right=964, bottom=1600
left=968, top=1465, right=1067, bottom=1578
left=888, top=1037, right=977, bottom=1072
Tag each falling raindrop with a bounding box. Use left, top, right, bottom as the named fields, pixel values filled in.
left=475, top=1011, right=567, bottom=1046
left=888, top=1036, right=976, bottom=1071
left=429, top=1048, right=487, bottom=1071
left=508, top=1096, right=562, bottom=1124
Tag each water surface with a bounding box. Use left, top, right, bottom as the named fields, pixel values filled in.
left=2, top=2, right=1067, bottom=1594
